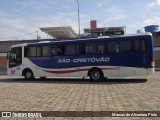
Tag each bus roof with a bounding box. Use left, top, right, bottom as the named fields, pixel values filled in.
left=11, top=32, right=152, bottom=48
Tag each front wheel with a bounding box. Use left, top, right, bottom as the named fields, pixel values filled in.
left=24, top=70, right=34, bottom=80
left=89, top=69, right=104, bottom=81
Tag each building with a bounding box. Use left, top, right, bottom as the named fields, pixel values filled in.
left=144, top=25, right=159, bottom=33
left=152, top=31, right=160, bottom=70
left=40, top=26, right=77, bottom=39
left=143, top=25, right=160, bottom=70
left=84, top=20, right=125, bottom=37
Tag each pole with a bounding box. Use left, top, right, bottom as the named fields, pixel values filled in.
left=77, top=0, right=80, bottom=39
left=36, top=30, right=38, bottom=40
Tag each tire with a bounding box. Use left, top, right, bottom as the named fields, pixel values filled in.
left=89, top=69, right=104, bottom=81
left=24, top=70, right=34, bottom=80
left=40, top=77, right=46, bottom=80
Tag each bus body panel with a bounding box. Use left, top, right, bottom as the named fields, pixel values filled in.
left=7, top=33, right=154, bottom=79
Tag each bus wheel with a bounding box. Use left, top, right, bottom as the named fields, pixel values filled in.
left=24, top=70, right=34, bottom=80
left=89, top=69, right=103, bottom=81
left=40, top=77, right=46, bottom=80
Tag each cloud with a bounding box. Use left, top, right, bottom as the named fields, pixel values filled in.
left=157, top=0, right=160, bottom=5
left=0, top=18, right=28, bottom=31
left=0, top=10, right=8, bottom=17
left=147, top=2, right=156, bottom=8
left=1, top=0, right=159, bottom=40
left=143, top=16, right=160, bottom=25
left=0, top=9, right=80, bottom=40
left=97, top=3, right=102, bottom=7
left=16, top=0, right=53, bottom=11
left=147, top=0, right=160, bottom=7
left=107, top=14, right=126, bottom=21
left=104, top=6, right=126, bottom=21
left=0, top=10, right=41, bottom=40
left=90, top=6, right=126, bottom=22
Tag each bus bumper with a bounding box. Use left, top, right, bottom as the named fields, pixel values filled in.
left=7, top=67, right=22, bottom=76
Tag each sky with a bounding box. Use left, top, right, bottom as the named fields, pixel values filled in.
left=0, top=0, right=160, bottom=40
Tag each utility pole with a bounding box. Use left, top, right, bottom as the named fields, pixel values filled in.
left=77, top=0, right=80, bottom=39
left=36, top=30, right=38, bottom=40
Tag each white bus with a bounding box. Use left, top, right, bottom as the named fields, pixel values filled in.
left=7, top=33, right=154, bottom=81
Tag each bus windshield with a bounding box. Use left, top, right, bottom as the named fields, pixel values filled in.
left=8, top=47, right=22, bottom=68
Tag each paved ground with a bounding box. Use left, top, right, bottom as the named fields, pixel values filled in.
left=0, top=72, right=160, bottom=120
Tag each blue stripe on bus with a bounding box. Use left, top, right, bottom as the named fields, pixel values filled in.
left=28, top=53, right=150, bottom=69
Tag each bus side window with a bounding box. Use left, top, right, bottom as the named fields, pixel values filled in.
left=120, top=40, right=132, bottom=53
left=51, top=46, right=58, bottom=56
left=65, top=44, right=76, bottom=55
left=57, top=45, right=65, bottom=56
left=85, top=43, right=96, bottom=55
left=134, top=39, right=146, bottom=52
left=75, top=44, right=80, bottom=55
left=42, top=46, right=50, bottom=57
left=108, top=41, right=119, bottom=53
left=37, top=47, right=42, bottom=57
left=141, top=40, right=146, bottom=52
left=97, top=42, right=105, bottom=54
left=77, top=44, right=84, bottom=55
left=28, top=47, right=36, bottom=57
left=134, top=40, right=140, bottom=52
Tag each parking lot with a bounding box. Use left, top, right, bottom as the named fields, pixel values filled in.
left=0, top=72, right=160, bottom=119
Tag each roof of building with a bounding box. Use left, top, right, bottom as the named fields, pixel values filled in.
left=144, top=25, right=159, bottom=28
left=84, top=27, right=125, bottom=33
left=40, top=26, right=77, bottom=39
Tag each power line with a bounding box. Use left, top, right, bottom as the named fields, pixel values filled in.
left=0, top=30, right=38, bottom=40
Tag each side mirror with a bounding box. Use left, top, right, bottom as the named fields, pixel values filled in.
left=7, top=51, right=11, bottom=59
left=12, top=53, right=17, bottom=60
left=8, top=51, right=16, bottom=61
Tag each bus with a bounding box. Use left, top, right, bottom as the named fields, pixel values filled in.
left=7, top=33, right=154, bottom=81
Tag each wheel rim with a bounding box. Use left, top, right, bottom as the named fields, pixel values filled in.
left=26, top=71, right=32, bottom=79
left=91, top=71, right=100, bottom=80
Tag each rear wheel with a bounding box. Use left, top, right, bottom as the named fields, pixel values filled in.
left=89, top=69, right=104, bottom=81
left=24, top=70, right=34, bottom=80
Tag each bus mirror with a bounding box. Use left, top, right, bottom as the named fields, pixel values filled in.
left=7, top=51, right=11, bottom=59
left=12, top=53, right=17, bottom=60
left=8, top=52, right=16, bottom=61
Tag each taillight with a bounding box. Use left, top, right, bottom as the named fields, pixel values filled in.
left=151, top=57, right=154, bottom=62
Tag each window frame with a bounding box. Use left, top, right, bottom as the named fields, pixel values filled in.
left=107, top=40, right=120, bottom=54
left=36, top=46, right=42, bottom=57
left=133, top=39, right=147, bottom=53
left=27, top=46, right=37, bottom=57
left=25, top=37, right=148, bottom=57
left=51, top=45, right=58, bottom=56
left=57, top=45, right=65, bottom=56
left=119, top=40, right=133, bottom=53
left=42, top=46, right=51, bottom=57
left=65, top=44, right=76, bottom=56
left=85, top=42, right=97, bottom=55
left=96, top=42, right=106, bottom=55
